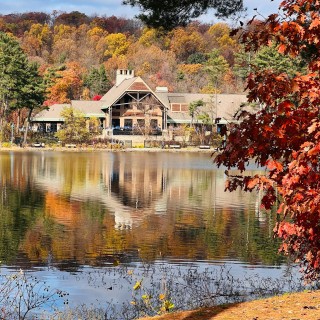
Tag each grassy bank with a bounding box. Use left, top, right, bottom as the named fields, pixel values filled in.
left=138, top=290, right=320, bottom=320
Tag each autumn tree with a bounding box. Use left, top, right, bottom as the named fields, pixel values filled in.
left=51, top=24, right=77, bottom=63
left=214, top=1, right=320, bottom=280
left=21, top=23, right=52, bottom=59
left=170, top=26, right=206, bottom=62
left=126, top=42, right=177, bottom=84
left=104, top=33, right=131, bottom=58
left=55, top=106, right=89, bottom=144
left=45, top=62, right=84, bottom=104
left=176, top=63, right=207, bottom=92
left=54, top=11, right=90, bottom=27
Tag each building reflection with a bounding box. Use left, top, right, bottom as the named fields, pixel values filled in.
left=0, top=151, right=280, bottom=269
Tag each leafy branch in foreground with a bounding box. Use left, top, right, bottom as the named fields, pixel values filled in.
left=215, top=0, right=320, bottom=281
left=123, top=0, right=245, bottom=30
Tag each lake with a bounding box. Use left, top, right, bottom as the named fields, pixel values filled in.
left=0, top=150, right=298, bottom=316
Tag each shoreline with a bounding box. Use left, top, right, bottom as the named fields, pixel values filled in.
left=0, top=146, right=216, bottom=153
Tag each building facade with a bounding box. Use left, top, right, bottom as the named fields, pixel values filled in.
left=31, top=69, right=249, bottom=134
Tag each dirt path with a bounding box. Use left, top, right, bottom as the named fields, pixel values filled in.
left=139, top=290, right=320, bottom=320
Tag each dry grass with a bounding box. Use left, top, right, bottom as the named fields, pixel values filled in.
left=139, top=290, right=320, bottom=320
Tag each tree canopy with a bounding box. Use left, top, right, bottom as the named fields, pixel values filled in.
left=215, top=0, right=320, bottom=280
left=55, top=106, right=89, bottom=143
left=123, top=0, right=245, bottom=30
left=0, top=32, right=44, bottom=142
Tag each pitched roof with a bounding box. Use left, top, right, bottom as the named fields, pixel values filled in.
left=32, top=104, right=70, bottom=121
left=158, top=93, right=249, bottom=123
left=100, top=76, right=154, bottom=109
left=32, top=101, right=105, bottom=122
left=70, top=100, right=106, bottom=117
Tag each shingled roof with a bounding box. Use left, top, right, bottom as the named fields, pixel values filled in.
left=156, top=92, right=249, bottom=124
left=32, top=101, right=106, bottom=122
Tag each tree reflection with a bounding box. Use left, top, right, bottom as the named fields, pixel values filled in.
left=0, top=151, right=283, bottom=270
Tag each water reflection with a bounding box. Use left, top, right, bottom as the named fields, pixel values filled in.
left=0, top=151, right=282, bottom=271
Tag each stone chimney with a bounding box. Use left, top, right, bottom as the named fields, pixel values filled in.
left=116, top=69, right=135, bottom=86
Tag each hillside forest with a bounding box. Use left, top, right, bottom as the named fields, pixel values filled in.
left=0, top=10, right=306, bottom=105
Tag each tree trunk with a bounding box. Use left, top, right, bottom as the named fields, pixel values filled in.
left=0, top=99, right=9, bottom=145
left=23, top=108, right=33, bottom=147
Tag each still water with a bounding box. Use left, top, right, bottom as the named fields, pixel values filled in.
left=0, top=150, right=290, bottom=310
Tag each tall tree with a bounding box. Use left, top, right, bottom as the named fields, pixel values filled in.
left=20, top=62, right=46, bottom=145
left=215, top=1, right=320, bottom=280
left=0, top=32, right=44, bottom=143
left=123, top=0, right=245, bottom=30
left=204, top=49, right=229, bottom=91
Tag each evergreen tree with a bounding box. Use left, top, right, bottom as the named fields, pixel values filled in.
left=233, top=47, right=253, bottom=81
left=83, top=65, right=111, bottom=97
left=0, top=32, right=44, bottom=143
left=252, top=44, right=306, bottom=78
left=123, top=0, right=245, bottom=30
left=20, top=62, right=46, bottom=145
left=205, top=49, right=229, bottom=89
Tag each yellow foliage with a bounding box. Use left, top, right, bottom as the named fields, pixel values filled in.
left=81, top=87, right=91, bottom=100
left=207, top=23, right=238, bottom=50
left=139, top=28, right=158, bottom=47
left=207, top=22, right=231, bottom=38
left=104, top=33, right=130, bottom=57
left=53, top=24, right=76, bottom=42
left=178, top=64, right=203, bottom=75
left=136, top=61, right=151, bottom=76
left=133, top=280, right=142, bottom=290
left=200, top=85, right=220, bottom=94
left=170, top=27, right=206, bottom=60
left=87, top=26, right=107, bottom=38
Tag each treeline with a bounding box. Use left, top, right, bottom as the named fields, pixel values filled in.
left=0, top=10, right=306, bottom=105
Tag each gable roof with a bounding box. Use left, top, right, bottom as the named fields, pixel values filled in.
left=100, top=76, right=165, bottom=110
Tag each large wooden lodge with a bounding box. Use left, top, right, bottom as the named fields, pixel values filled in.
left=32, top=69, right=248, bottom=135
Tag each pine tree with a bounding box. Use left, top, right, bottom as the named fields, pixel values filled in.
left=0, top=32, right=44, bottom=143
left=84, top=65, right=111, bottom=97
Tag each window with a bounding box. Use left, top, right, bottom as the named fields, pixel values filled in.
left=150, top=119, right=158, bottom=128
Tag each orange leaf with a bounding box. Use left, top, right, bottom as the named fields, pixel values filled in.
left=309, top=19, right=320, bottom=29
left=278, top=44, right=287, bottom=54
left=267, top=159, right=283, bottom=171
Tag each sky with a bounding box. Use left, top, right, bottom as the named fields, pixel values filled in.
left=0, top=0, right=283, bottom=22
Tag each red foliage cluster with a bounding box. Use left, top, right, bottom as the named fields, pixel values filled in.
left=215, top=0, right=320, bottom=280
